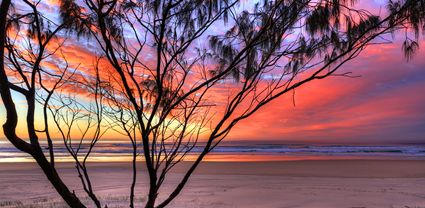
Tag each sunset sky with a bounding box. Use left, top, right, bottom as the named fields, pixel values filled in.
left=229, top=40, right=425, bottom=144
left=0, top=0, right=424, bottom=145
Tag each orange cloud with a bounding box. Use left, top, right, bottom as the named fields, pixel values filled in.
left=227, top=39, right=425, bottom=144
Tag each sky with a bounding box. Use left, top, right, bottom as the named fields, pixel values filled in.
left=229, top=40, right=425, bottom=144
left=0, top=0, right=425, bottom=145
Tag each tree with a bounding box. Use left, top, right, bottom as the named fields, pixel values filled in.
left=0, top=0, right=105, bottom=207
left=0, top=0, right=424, bottom=208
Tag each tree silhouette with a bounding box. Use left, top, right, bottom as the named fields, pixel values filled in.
left=0, top=0, right=90, bottom=206
left=0, top=0, right=424, bottom=208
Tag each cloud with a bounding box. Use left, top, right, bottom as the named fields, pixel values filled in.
left=227, top=39, right=425, bottom=144
left=3, top=0, right=425, bottom=144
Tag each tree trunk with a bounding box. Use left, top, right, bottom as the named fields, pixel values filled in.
left=33, top=149, right=87, bottom=208
left=130, top=145, right=137, bottom=208
left=145, top=182, right=157, bottom=208
left=0, top=1, right=86, bottom=207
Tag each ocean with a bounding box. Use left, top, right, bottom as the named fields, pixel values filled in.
left=1, top=141, right=425, bottom=162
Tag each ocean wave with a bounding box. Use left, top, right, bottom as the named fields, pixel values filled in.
left=1, top=142, right=425, bottom=161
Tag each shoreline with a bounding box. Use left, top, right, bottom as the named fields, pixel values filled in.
left=2, top=159, right=425, bottom=178
left=2, top=152, right=425, bottom=163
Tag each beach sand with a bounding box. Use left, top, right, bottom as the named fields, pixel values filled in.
left=1, top=160, right=425, bottom=207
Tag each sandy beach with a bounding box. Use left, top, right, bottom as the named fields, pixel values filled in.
left=1, top=160, right=425, bottom=208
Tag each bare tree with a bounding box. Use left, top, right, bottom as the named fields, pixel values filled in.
left=47, top=69, right=108, bottom=208
left=0, top=1, right=106, bottom=207
left=1, top=0, right=424, bottom=208
left=0, top=0, right=88, bottom=206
